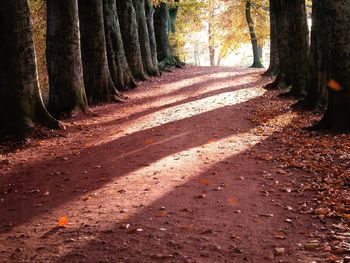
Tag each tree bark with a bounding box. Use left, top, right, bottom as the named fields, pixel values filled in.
left=265, top=0, right=279, bottom=76
left=79, top=0, right=121, bottom=104
left=208, top=1, right=216, bottom=67
left=103, top=0, right=137, bottom=90
left=154, top=2, right=178, bottom=68
left=286, top=0, right=309, bottom=96
left=302, top=0, right=327, bottom=110
left=316, top=0, right=350, bottom=131
left=154, top=3, right=171, bottom=61
left=168, top=0, right=179, bottom=33
left=268, top=0, right=291, bottom=88
left=0, top=0, right=59, bottom=137
left=208, top=23, right=215, bottom=66
left=117, top=0, right=147, bottom=80
left=245, top=0, right=264, bottom=68
left=47, top=0, right=89, bottom=117
left=144, top=0, right=159, bottom=73
left=133, top=0, right=159, bottom=76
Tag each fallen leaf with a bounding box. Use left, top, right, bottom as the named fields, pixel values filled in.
left=227, top=197, right=238, bottom=206
left=328, top=79, right=342, bottom=91
left=207, top=138, right=218, bottom=144
left=198, top=178, right=210, bottom=185
left=145, top=138, right=154, bottom=145
left=58, top=216, right=68, bottom=227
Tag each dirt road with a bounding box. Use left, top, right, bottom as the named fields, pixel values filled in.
left=0, top=67, right=338, bottom=262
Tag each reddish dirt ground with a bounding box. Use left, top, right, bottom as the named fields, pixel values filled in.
left=0, top=67, right=346, bottom=262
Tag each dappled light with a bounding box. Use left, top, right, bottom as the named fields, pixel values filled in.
left=95, top=84, right=265, bottom=146
left=1, top=0, right=350, bottom=261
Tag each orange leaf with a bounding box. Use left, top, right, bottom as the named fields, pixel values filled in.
left=145, top=138, right=154, bottom=145
left=57, top=216, right=68, bottom=227
left=198, top=178, right=210, bottom=185
left=328, top=79, right=342, bottom=91
left=227, top=197, right=238, bottom=206
left=207, top=138, right=218, bottom=144
left=158, top=211, right=167, bottom=217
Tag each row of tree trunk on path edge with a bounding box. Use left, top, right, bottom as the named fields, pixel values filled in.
left=0, top=0, right=182, bottom=138
left=265, top=0, right=350, bottom=131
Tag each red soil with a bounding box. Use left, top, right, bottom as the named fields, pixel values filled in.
left=0, top=67, right=339, bottom=262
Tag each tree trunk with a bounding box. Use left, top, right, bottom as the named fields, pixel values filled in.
left=209, top=45, right=215, bottom=67
left=168, top=0, right=179, bottom=33
left=47, top=0, right=88, bottom=117
left=117, top=0, right=147, bottom=80
left=316, top=0, right=350, bottom=131
left=154, top=2, right=177, bottom=68
left=302, top=0, right=327, bottom=110
left=133, top=0, right=159, bottom=76
left=266, top=0, right=294, bottom=89
left=265, top=0, right=279, bottom=76
left=144, top=0, right=159, bottom=73
left=245, top=0, right=264, bottom=68
left=78, top=0, right=121, bottom=104
left=208, top=24, right=215, bottom=66
left=154, top=3, right=171, bottom=61
left=208, top=2, right=216, bottom=67
left=286, top=0, right=309, bottom=96
left=217, top=55, right=221, bottom=66
left=0, top=0, right=59, bottom=138
left=103, top=0, right=137, bottom=90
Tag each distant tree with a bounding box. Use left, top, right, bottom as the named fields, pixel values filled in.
left=46, top=0, right=88, bottom=117
left=245, top=0, right=264, bottom=68
left=0, top=1, right=59, bottom=137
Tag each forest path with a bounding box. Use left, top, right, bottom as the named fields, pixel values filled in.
left=0, top=67, right=328, bottom=262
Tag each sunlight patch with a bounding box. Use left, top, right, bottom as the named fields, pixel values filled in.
left=95, top=87, right=266, bottom=146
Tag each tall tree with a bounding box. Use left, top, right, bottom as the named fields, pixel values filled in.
left=264, top=0, right=279, bottom=76
left=301, top=0, right=327, bottom=110
left=265, top=0, right=309, bottom=96
left=0, top=0, right=59, bottom=137
left=79, top=0, right=121, bottom=104
left=286, top=0, right=309, bottom=96
left=168, top=0, right=180, bottom=33
left=46, top=0, right=89, bottom=117
left=208, top=0, right=216, bottom=66
left=145, top=0, right=160, bottom=73
left=117, top=0, right=147, bottom=80
left=316, top=0, right=350, bottom=130
left=245, top=0, right=264, bottom=68
left=154, top=2, right=180, bottom=68
left=133, top=0, right=159, bottom=76
left=103, top=0, right=137, bottom=90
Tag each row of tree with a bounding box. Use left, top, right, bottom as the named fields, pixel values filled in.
left=173, top=0, right=269, bottom=67
left=0, top=0, right=181, bottom=138
left=265, top=0, right=350, bottom=130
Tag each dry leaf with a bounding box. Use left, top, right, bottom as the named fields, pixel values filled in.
left=207, top=138, right=218, bottom=144
left=145, top=138, right=154, bottom=145
left=227, top=197, right=238, bottom=206
left=58, top=216, right=68, bottom=227
left=328, top=79, right=342, bottom=91
left=199, top=178, right=210, bottom=185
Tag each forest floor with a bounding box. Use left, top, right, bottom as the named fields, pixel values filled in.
left=0, top=66, right=349, bottom=263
